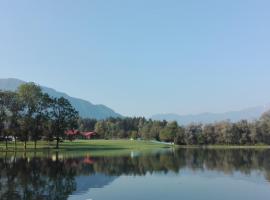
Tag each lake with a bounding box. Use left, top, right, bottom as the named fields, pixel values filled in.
left=0, top=148, right=270, bottom=200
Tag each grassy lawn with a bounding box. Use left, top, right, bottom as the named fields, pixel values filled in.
left=0, top=139, right=171, bottom=152
left=1, top=140, right=269, bottom=157
left=175, top=144, right=270, bottom=149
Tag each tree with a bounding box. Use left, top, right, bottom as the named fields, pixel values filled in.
left=3, top=91, right=23, bottom=149
left=215, top=121, right=233, bottom=145
left=50, top=97, right=79, bottom=149
left=0, top=91, right=23, bottom=149
left=235, top=120, right=251, bottom=145
left=174, top=125, right=185, bottom=145
left=185, top=124, right=202, bottom=145
left=260, top=111, right=270, bottom=144
left=94, top=121, right=107, bottom=139
left=0, top=91, right=9, bottom=149
left=150, top=121, right=163, bottom=140
left=17, top=83, right=44, bottom=150
left=141, top=122, right=153, bottom=140
left=202, top=124, right=217, bottom=145
left=78, top=118, right=97, bottom=132
left=31, top=93, right=52, bottom=149
left=159, top=121, right=178, bottom=142
left=249, top=121, right=263, bottom=144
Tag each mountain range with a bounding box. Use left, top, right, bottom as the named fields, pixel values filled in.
left=0, top=78, right=122, bottom=119
left=1, top=78, right=269, bottom=124
left=151, top=105, right=270, bottom=125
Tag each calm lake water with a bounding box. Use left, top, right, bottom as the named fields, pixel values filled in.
left=1, top=148, right=270, bottom=200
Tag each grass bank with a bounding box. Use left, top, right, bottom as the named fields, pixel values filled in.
left=0, top=139, right=171, bottom=152
left=1, top=140, right=269, bottom=154
left=175, top=144, right=270, bottom=149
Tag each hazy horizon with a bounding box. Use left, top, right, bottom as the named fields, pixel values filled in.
left=1, top=1, right=270, bottom=117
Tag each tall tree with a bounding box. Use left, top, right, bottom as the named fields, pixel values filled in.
left=185, top=124, right=202, bottom=145
left=94, top=121, right=107, bottom=139
left=249, top=121, right=263, bottom=144
left=236, top=120, right=251, bottom=145
left=202, top=124, right=217, bottom=145
left=260, top=111, right=270, bottom=144
left=17, top=83, right=43, bottom=150
left=31, top=93, right=52, bottom=149
left=50, top=97, right=79, bottom=149
left=0, top=91, right=9, bottom=149
left=159, top=121, right=178, bottom=142
left=3, top=91, right=23, bottom=149
left=174, top=125, right=185, bottom=145
left=215, top=121, right=232, bottom=145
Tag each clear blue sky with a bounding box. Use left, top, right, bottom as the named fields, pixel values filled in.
left=1, top=0, right=270, bottom=117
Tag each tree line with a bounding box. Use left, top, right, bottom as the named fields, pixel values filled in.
left=1, top=82, right=270, bottom=149
left=81, top=112, right=270, bottom=145
left=0, top=83, right=79, bottom=149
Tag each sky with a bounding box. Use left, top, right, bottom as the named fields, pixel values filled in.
left=0, top=0, right=270, bottom=117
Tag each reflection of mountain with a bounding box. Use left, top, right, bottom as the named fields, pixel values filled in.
left=74, top=174, right=116, bottom=195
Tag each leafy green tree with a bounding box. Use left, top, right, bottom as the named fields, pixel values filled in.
left=3, top=91, right=23, bottom=149
left=202, top=124, right=217, bottom=145
left=94, top=121, right=107, bottom=139
left=159, top=121, right=178, bottom=142
left=0, top=91, right=23, bottom=149
left=215, top=121, right=233, bottom=144
left=130, top=130, right=138, bottom=139
left=235, top=120, right=251, bottom=145
left=50, top=97, right=79, bottom=149
left=260, top=111, right=270, bottom=144
left=249, top=121, right=263, bottom=144
left=0, top=91, right=9, bottom=149
left=141, top=122, right=153, bottom=140
left=78, top=118, right=97, bottom=131
left=185, top=124, right=202, bottom=145
left=17, top=83, right=44, bottom=150
left=31, top=93, right=52, bottom=149
left=174, top=125, right=185, bottom=145
left=150, top=121, right=163, bottom=140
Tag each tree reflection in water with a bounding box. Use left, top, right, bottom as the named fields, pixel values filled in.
left=0, top=148, right=270, bottom=200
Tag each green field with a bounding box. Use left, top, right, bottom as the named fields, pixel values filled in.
left=1, top=139, right=269, bottom=156
left=176, top=144, right=270, bottom=149
left=0, top=139, right=171, bottom=152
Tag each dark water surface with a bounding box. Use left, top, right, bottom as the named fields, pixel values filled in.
left=1, top=148, right=270, bottom=200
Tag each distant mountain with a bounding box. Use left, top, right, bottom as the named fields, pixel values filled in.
left=0, top=78, right=122, bottom=119
left=151, top=106, right=270, bottom=125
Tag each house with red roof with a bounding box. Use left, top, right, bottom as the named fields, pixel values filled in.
left=65, top=130, right=98, bottom=140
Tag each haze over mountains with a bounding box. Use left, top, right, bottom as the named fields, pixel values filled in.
left=0, top=78, right=121, bottom=119
left=151, top=105, right=270, bottom=125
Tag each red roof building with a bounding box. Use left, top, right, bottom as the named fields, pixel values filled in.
left=81, top=132, right=97, bottom=139
left=65, top=130, right=97, bottom=140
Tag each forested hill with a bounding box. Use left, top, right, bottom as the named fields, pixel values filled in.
left=0, top=78, right=122, bottom=119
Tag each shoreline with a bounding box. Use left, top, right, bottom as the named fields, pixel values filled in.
left=0, top=139, right=269, bottom=153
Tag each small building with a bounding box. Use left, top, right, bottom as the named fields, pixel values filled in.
left=81, top=132, right=98, bottom=140
left=65, top=130, right=98, bottom=140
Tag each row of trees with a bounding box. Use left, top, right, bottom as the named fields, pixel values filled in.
left=80, top=112, right=270, bottom=145
left=0, top=83, right=79, bottom=149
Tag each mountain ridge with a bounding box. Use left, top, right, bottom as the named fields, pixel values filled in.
left=151, top=105, right=270, bottom=125
left=0, top=78, right=122, bottom=119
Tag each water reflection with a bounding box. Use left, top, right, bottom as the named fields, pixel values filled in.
left=0, top=148, right=270, bottom=200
